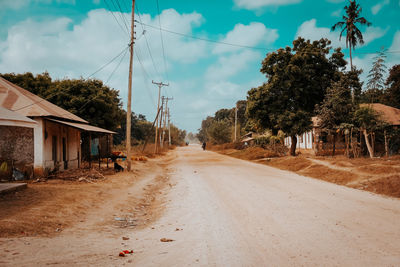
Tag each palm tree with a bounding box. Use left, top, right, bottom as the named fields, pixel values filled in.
left=331, top=0, right=371, bottom=70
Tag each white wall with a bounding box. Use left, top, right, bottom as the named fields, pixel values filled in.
left=33, top=118, right=81, bottom=174
left=284, top=131, right=314, bottom=150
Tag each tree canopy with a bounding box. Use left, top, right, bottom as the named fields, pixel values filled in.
left=331, top=0, right=371, bottom=70
left=247, top=37, right=346, bottom=155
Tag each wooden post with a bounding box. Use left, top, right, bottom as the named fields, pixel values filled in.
left=126, top=0, right=136, bottom=171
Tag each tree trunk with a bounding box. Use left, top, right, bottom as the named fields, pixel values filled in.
left=371, top=132, right=375, bottom=154
left=349, top=44, right=355, bottom=103
left=362, top=129, right=374, bottom=158
left=332, top=132, right=336, bottom=157
left=384, top=130, right=389, bottom=157
left=290, top=135, right=297, bottom=156
left=345, top=132, right=350, bottom=158
left=349, top=44, right=353, bottom=71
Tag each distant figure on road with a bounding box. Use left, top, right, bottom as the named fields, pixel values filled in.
left=202, top=142, right=206, bottom=151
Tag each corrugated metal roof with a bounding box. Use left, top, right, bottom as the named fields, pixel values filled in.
left=0, top=77, right=87, bottom=123
left=0, top=106, right=37, bottom=126
left=48, top=118, right=116, bottom=134
left=360, top=103, right=400, bottom=126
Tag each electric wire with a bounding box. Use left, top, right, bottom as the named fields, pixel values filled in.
left=155, top=0, right=169, bottom=82
left=102, top=0, right=129, bottom=36
left=13, top=45, right=130, bottom=112
left=135, top=47, right=157, bottom=108
left=106, top=46, right=129, bottom=84
left=134, top=20, right=400, bottom=55
left=109, top=0, right=130, bottom=34
left=135, top=2, right=161, bottom=78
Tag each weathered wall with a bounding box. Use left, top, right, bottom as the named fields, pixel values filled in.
left=0, top=125, right=34, bottom=179
left=42, top=119, right=81, bottom=172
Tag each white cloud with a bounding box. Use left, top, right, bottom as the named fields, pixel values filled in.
left=206, top=50, right=261, bottom=82
left=389, top=31, right=400, bottom=52
left=371, top=0, right=390, bottom=15
left=296, top=19, right=345, bottom=48
left=326, top=0, right=345, bottom=3
left=0, top=8, right=208, bottom=122
left=1, top=0, right=76, bottom=9
left=213, top=22, right=278, bottom=54
left=234, top=0, right=301, bottom=10
left=363, top=26, right=388, bottom=45
left=331, top=9, right=341, bottom=17
left=296, top=19, right=387, bottom=48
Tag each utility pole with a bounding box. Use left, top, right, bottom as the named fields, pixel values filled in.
left=162, top=97, right=173, bottom=146
left=234, top=105, right=238, bottom=142
left=159, top=96, right=165, bottom=148
left=168, top=107, right=171, bottom=145
left=152, top=81, right=168, bottom=153
left=126, top=0, right=135, bottom=171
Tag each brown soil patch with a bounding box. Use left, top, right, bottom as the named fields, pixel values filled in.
left=0, top=155, right=172, bottom=238
left=216, top=146, right=400, bottom=198
left=267, top=157, right=312, bottom=172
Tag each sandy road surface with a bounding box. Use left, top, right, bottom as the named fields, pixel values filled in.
left=2, top=145, right=400, bottom=266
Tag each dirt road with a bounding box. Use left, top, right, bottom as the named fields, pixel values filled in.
left=1, top=145, right=400, bottom=266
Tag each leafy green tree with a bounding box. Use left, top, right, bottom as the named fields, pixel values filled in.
left=169, top=124, right=186, bottom=145
left=48, top=79, right=123, bottom=131
left=353, top=106, right=385, bottom=158
left=197, top=116, right=214, bottom=143
left=247, top=37, right=346, bottom=156
left=331, top=0, right=371, bottom=70
left=214, top=108, right=233, bottom=122
left=383, top=64, right=400, bottom=108
left=316, top=73, right=355, bottom=156
left=364, top=48, right=387, bottom=103
left=208, top=119, right=232, bottom=144
left=1, top=72, right=52, bottom=97
left=1, top=72, right=124, bottom=131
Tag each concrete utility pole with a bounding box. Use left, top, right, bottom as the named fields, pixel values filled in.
left=152, top=81, right=169, bottom=153
left=126, top=0, right=135, bottom=171
left=234, top=105, right=238, bottom=142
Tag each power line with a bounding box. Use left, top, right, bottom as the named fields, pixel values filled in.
left=87, top=45, right=130, bottom=79
left=102, top=0, right=129, bottom=36
left=106, top=46, right=129, bottom=84
left=135, top=47, right=157, bottom=107
left=13, top=45, right=130, bottom=112
left=134, top=20, right=400, bottom=55
left=109, top=0, right=130, bottom=34
left=155, top=0, right=169, bottom=82
left=135, top=2, right=160, bottom=78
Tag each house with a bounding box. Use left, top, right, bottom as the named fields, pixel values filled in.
left=284, top=117, right=320, bottom=151
left=0, top=106, right=37, bottom=179
left=284, top=104, right=400, bottom=155
left=0, top=77, right=115, bottom=177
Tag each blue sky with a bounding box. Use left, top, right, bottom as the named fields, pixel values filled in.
left=0, top=0, right=399, bottom=133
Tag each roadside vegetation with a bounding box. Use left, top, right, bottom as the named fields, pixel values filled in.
left=197, top=0, right=400, bottom=198
left=0, top=72, right=187, bottom=154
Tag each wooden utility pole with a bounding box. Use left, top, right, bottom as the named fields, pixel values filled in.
left=152, top=81, right=169, bottom=153
left=168, top=107, right=171, bottom=145
left=162, top=97, right=173, bottom=146
left=234, top=105, right=238, bottom=142
left=126, top=0, right=135, bottom=171
left=159, top=97, right=165, bottom=148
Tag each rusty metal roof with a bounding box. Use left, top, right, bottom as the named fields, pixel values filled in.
left=48, top=118, right=116, bottom=134
left=360, top=103, right=400, bottom=126
left=0, top=106, right=37, bottom=126
left=0, top=77, right=87, bottom=123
